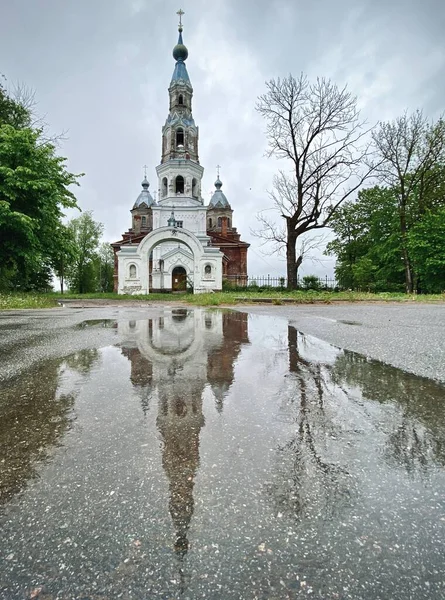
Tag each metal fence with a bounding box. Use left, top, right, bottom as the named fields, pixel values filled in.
left=224, top=275, right=339, bottom=290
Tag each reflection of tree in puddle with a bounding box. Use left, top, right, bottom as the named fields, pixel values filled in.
left=331, top=351, right=445, bottom=474
left=271, top=331, right=445, bottom=522
left=0, top=349, right=100, bottom=506
left=119, top=310, right=249, bottom=585
left=269, top=326, right=353, bottom=522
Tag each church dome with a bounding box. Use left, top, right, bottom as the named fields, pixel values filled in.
left=208, top=177, right=231, bottom=209
left=133, top=177, right=156, bottom=208
left=173, top=31, right=188, bottom=62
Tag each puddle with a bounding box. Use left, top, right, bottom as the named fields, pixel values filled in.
left=1, top=309, right=445, bottom=599
left=75, top=319, right=118, bottom=329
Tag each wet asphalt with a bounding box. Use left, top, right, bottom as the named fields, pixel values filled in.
left=0, top=304, right=444, bottom=599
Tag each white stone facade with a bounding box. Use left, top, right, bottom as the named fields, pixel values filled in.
left=117, top=228, right=222, bottom=295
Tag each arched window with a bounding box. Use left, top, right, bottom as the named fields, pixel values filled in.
left=227, top=218, right=231, bottom=228
left=178, top=94, right=184, bottom=105
left=162, top=177, right=168, bottom=197
left=175, top=175, right=184, bottom=194
left=129, top=264, right=137, bottom=279
left=192, top=177, right=198, bottom=198
left=205, top=264, right=212, bottom=275
left=217, top=217, right=222, bottom=228
left=208, top=218, right=213, bottom=229
left=176, top=128, right=184, bottom=147
left=141, top=216, right=146, bottom=227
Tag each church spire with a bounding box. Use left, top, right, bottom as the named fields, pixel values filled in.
left=171, top=9, right=190, bottom=84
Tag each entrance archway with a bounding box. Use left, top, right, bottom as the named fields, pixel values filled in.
left=172, top=266, right=187, bottom=292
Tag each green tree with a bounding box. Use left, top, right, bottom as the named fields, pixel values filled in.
left=0, top=79, right=81, bottom=291
left=372, top=111, right=445, bottom=292
left=327, top=186, right=405, bottom=291
left=94, top=242, right=115, bottom=292
left=0, top=125, right=80, bottom=290
left=66, top=212, right=103, bottom=293
left=407, top=207, right=445, bottom=293
left=51, top=224, right=77, bottom=294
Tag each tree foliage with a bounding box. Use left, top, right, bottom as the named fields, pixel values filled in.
left=327, top=175, right=445, bottom=292
left=0, top=78, right=81, bottom=291
left=65, top=212, right=104, bottom=294
left=96, top=242, right=115, bottom=292
left=255, top=73, right=375, bottom=289
left=372, top=111, right=445, bottom=292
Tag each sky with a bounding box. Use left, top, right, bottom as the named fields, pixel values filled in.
left=1, top=0, right=444, bottom=278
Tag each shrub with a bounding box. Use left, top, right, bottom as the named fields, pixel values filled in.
left=301, top=275, right=321, bottom=290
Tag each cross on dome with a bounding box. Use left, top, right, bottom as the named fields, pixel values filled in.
left=177, top=8, right=184, bottom=31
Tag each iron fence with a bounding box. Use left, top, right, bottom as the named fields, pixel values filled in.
left=224, top=275, right=339, bottom=290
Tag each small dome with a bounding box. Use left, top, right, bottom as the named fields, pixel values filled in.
left=208, top=177, right=231, bottom=209
left=173, top=31, right=188, bottom=62
left=173, top=43, right=188, bottom=62
left=133, top=177, right=155, bottom=208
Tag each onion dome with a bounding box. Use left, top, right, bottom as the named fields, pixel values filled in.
left=173, top=30, right=188, bottom=62
left=209, top=177, right=231, bottom=209
left=133, top=176, right=155, bottom=208
left=171, top=21, right=191, bottom=85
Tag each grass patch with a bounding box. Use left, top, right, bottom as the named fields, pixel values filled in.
left=0, top=293, right=59, bottom=310
left=2, top=290, right=444, bottom=310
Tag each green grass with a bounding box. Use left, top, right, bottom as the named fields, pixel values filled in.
left=2, top=289, right=444, bottom=310
left=0, top=293, right=59, bottom=310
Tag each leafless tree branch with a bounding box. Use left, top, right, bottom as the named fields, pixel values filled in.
left=254, top=72, right=377, bottom=288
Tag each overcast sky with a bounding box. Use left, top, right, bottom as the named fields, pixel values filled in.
left=1, top=0, right=444, bottom=277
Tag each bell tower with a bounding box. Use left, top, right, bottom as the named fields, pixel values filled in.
left=156, top=10, right=203, bottom=206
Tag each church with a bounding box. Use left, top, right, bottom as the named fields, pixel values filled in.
left=112, top=11, right=249, bottom=294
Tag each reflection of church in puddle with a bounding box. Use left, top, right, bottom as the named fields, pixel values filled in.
left=119, top=309, right=249, bottom=556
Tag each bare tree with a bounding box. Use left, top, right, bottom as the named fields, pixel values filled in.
left=12, top=81, right=68, bottom=145
left=255, top=73, right=375, bottom=289
left=372, top=110, right=445, bottom=293
left=254, top=213, right=329, bottom=283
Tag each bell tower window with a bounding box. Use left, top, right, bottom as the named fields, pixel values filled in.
left=217, top=217, right=222, bottom=227
left=192, top=178, right=198, bottom=198
left=178, top=94, right=184, bottom=105
left=162, top=177, right=168, bottom=197
left=176, top=128, right=184, bottom=147
left=175, top=175, right=184, bottom=194
left=208, top=218, right=213, bottom=228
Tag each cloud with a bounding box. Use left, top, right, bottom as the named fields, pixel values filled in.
left=1, top=0, right=444, bottom=278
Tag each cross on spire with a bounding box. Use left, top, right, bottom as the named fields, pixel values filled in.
left=216, top=164, right=221, bottom=178
left=177, top=8, right=184, bottom=29
left=143, top=164, right=148, bottom=178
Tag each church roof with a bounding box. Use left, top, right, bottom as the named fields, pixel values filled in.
left=208, top=177, right=231, bottom=209
left=170, top=29, right=192, bottom=87
left=166, top=112, right=195, bottom=127
left=133, top=177, right=156, bottom=209
left=171, top=61, right=190, bottom=85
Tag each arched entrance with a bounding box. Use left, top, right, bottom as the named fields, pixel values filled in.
left=172, top=266, right=187, bottom=292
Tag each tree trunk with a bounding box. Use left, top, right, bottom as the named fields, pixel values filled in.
left=399, top=205, right=414, bottom=293
left=401, top=243, right=414, bottom=293
left=60, top=257, right=64, bottom=295
left=295, top=254, right=303, bottom=288
left=286, top=233, right=298, bottom=290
